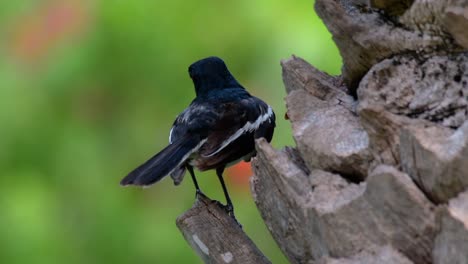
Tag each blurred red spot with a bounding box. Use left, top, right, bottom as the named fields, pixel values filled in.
left=226, top=161, right=253, bottom=190
left=9, top=0, right=88, bottom=63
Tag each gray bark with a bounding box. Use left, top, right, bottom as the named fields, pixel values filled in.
left=400, top=121, right=468, bottom=203
left=318, top=245, right=413, bottom=264
left=250, top=0, right=468, bottom=263
left=176, top=194, right=271, bottom=264
left=433, top=190, right=468, bottom=263
left=252, top=140, right=436, bottom=263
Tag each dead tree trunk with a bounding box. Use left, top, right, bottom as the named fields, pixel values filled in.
left=179, top=1, right=468, bottom=263
left=251, top=0, right=468, bottom=263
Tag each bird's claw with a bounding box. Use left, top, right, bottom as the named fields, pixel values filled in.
left=222, top=204, right=242, bottom=228
left=195, top=189, right=205, bottom=198
left=225, top=204, right=234, bottom=215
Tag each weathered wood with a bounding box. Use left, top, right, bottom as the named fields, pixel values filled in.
left=399, top=0, right=449, bottom=35
left=357, top=105, right=431, bottom=169
left=361, top=165, right=437, bottom=263
left=444, top=1, right=468, bottom=49
left=433, top=190, right=468, bottom=263
left=358, top=54, right=468, bottom=129
left=314, top=0, right=458, bottom=94
left=282, top=56, right=371, bottom=180
left=318, top=245, right=414, bottom=264
left=400, top=121, right=468, bottom=203
left=281, top=56, right=355, bottom=112
left=251, top=139, right=322, bottom=264
left=370, top=0, right=414, bottom=16
left=176, top=194, right=271, bottom=264
left=251, top=139, right=436, bottom=263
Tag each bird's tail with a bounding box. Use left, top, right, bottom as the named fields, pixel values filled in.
left=120, top=136, right=202, bottom=186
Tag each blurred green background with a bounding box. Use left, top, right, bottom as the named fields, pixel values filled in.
left=0, top=0, right=341, bottom=263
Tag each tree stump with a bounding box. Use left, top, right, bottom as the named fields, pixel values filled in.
left=179, top=1, right=468, bottom=263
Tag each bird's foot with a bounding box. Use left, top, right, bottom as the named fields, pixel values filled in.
left=225, top=203, right=234, bottom=216
left=195, top=189, right=205, bottom=199
left=222, top=204, right=242, bottom=228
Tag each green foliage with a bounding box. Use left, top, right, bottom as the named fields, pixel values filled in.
left=0, top=1, right=341, bottom=263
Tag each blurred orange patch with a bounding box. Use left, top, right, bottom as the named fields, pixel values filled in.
left=226, top=161, right=253, bottom=190
left=9, top=0, right=89, bottom=63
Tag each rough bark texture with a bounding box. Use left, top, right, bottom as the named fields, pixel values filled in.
left=179, top=0, right=468, bottom=263
left=318, top=245, right=413, bottom=264
left=249, top=0, right=468, bottom=263
left=433, top=190, right=468, bottom=263
left=252, top=141, right=436, bottom=263
left=314, top=0, right=465, bottom=95
left=358, top=54, right=468, bottom=128
left=400, top=121, right=468, bottom=203
left=176, top=194, right=271, bottom=264
left=286, top=80, right=371, bottom=180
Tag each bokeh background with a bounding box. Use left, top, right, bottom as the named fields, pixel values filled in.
left=0, top=0, right=341, bottom=263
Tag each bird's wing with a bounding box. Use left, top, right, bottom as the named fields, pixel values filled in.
left=200, top=96, right=274, bottom=157
left=169, top=101, right=219, bottom=144
left=169, top=96, right=274, bottom=157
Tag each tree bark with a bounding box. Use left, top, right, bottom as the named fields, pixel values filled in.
left=178, top=0, right=468, bottom=263
left=250, top=0, right=468, bottom=263
left=176, top=194, right=271, bottom=264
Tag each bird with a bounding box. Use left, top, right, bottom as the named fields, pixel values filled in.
left=120, top=56, right=276, bottom=219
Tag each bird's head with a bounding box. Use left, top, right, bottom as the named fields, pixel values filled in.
left=188, top=56, right=243, bottom=96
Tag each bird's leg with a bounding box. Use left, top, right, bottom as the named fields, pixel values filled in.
left=187, top=165, right=202, bottom=197
left=216, top=167, right=235, bottom=217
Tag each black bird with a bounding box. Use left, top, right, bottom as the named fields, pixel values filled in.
left=120, top=56, right=276, bottom=218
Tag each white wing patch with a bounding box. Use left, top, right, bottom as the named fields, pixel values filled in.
left=169, top=126, right=174, bottom=144
left=203, top=106, right=273, bottom=158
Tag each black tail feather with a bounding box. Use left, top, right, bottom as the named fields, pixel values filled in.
left=120, top=136, right=201, bottom=186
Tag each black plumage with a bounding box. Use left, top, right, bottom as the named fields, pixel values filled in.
left=121, top=56, right=276, bottom=217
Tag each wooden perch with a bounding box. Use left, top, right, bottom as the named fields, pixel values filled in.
left=176, top=194, right=271, bottom=264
